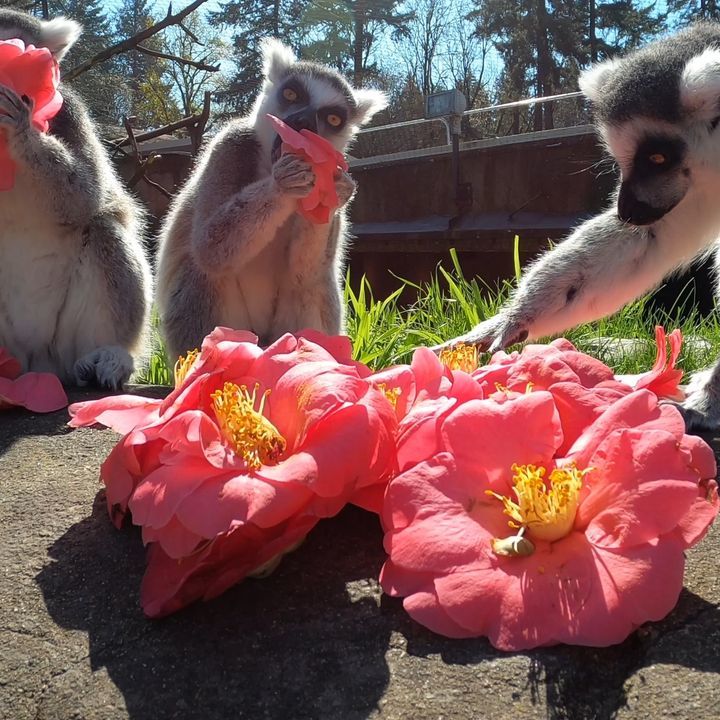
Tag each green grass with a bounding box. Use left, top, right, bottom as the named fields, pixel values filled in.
left=135, top=243, right=720, bottom=385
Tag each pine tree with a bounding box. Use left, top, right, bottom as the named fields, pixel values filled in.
left=209, top=0, right=309, bottom=116
left=470, top=0, right=665, bottom=131
left=45, top=0, right=125, bottom=126
left=113, top=0, right=178, bottom=127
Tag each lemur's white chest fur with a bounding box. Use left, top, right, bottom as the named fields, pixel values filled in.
left=216, top=212, right=337, bottom=342
left=0, top=175, right=80, bottom=373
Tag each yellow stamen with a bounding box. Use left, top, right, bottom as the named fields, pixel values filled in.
left=174, top=349, right=199, bottom=387
left=494, top=381, right=534, bottom=395
left=377, top=382, right=401, bottom=409
left=438, top=343, right=479, bottom=373
left=486, top=463, right=587, bottom=551
left=211, top=382, right=286, bottom=470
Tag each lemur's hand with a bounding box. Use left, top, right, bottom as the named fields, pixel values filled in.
left=334, top=169, right=356, bottom=207
left=272, top=153, right=315, bottom=198
left=0, top=85, right=32, bottom=139
left=431, top=313, right=530, bottom=354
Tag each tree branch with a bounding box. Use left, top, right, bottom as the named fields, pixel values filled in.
left=111, top=113, right=204, bottom=149
left=179, top=22, right=202, bottom=44
left=123, top=119, right=173, bottom=199
left=135, top=45, right=219, bottom=72
left=63, top=0, right=211, bottom=81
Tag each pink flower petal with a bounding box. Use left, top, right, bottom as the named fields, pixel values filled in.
left=440, top=390, right=562, bottom=488
left=173, top=469, right=313, bottom=537
left=566, top=389, right=684, bottom=468
left=68, top=394, right=161, bottom=432
left=631, top=326, right=685, bottom=400
left=0, top=372, right=67, bottom=412
left=579, top=429, right=708, bottom=547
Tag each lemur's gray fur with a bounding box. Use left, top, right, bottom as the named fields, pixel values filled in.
left=0, top=10, right=151, bottom=388
left=156, top=39, right=387, bottom=361
left=437, top=22, right=720, bottom=431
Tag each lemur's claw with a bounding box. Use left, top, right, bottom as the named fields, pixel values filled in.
left=431, top=314, right=529, bottom=355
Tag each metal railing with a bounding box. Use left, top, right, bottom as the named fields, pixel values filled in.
left=352, top=90, right=589, bottom=159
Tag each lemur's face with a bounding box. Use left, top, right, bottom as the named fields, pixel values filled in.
left=253, top=39, right=387, bottom=161
left=579, top=25, right=720, bottom=227
left=601, top=119, right=693, bottom=226
left=268, top=72, right=358, bottom=161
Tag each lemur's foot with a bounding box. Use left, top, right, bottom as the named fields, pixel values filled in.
left=0, top=85, right=32, bottom=137
left=431, top=313, right=529, bottom=354
left=272, top=153, right=315, bottom=198
left=74, top=346, right=134, bottom=390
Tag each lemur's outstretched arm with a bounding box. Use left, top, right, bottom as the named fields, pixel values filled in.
left=437, top=205, right=712, bottom=352
left=188, top=129, right=316, bottom=276
left=0, top=86, right=102, bottom=225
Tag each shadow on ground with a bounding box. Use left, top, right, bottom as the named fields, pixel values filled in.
left=0, top=406, right=72, bottom=456
left=36, top=494, right=393, bottom=720
left=402, top=584, right=720, bottom=720
left=0, top=385, right=169, bottom=457
left=36, top=485, right=720, bottom=720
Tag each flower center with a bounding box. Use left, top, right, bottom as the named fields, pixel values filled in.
left=211, top=382, right=286, bottom=470
left=174, top=349, right=199, bottom=387
left=376, top=382, right=401, bottom=408
left=438, top=343, right=479, bottom=373
left=486, top=463, right=586, bottom=553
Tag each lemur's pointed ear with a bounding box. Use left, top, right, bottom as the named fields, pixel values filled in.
left=579, top=57, right=620, bottom=103
left=352, top=88, right=388, bottom=125
left=260, top=38, right=296, bottom=84
left=680, top=47, right=720, bottom=118
left=40, top=17, right=82, bottom=61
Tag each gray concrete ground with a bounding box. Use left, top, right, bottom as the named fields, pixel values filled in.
left=1, top=388, right=719, bottom=720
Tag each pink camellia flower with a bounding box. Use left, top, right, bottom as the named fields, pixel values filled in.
left=0, top=347, right=67, bottom=412
left=380, top=387, right=717, bottom=649
left=616, top=326, right=684, bottom=401
left=370, top=346, right=483, bottom=422
left=437, top=340, right=632, bottom=455
left=0, top=38, right=63, bottom=191
left=266, top=113, right=348, bottom=224
left=70, top=329, right=397, bottom=617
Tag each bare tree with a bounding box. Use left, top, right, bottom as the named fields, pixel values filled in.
left=446, top=5, right=491, bottom=109
left=148, top=14, right=225, bottom=119
left=398, top=0, right=450, bottom=96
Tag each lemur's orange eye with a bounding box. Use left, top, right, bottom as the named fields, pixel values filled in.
left=283, top=87, right=298, bottom=102
left=648, top=153, right=666, bottom=165
left=326, top=113, right=343, bottom=128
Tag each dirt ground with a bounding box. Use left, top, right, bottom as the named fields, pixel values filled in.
left=1, top=389, right=719, bottom=720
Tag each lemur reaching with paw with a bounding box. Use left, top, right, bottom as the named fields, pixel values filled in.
left=438, top=22, right=720, bottom=432
left=156, top=39, right=387, bottom=361
left=0, top=10, right=151, bottom=389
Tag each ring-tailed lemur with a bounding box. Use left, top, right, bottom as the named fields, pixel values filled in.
left=156, top=39, right=387, bottom=361
left=437, top=22, right=720, bottom=431
left=0, top=10, right=151, bottom=389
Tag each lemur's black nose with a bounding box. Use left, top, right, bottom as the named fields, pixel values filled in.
left=283, top=109, right=317, bottom=133
left=617, top=183, right=669, bottom=226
